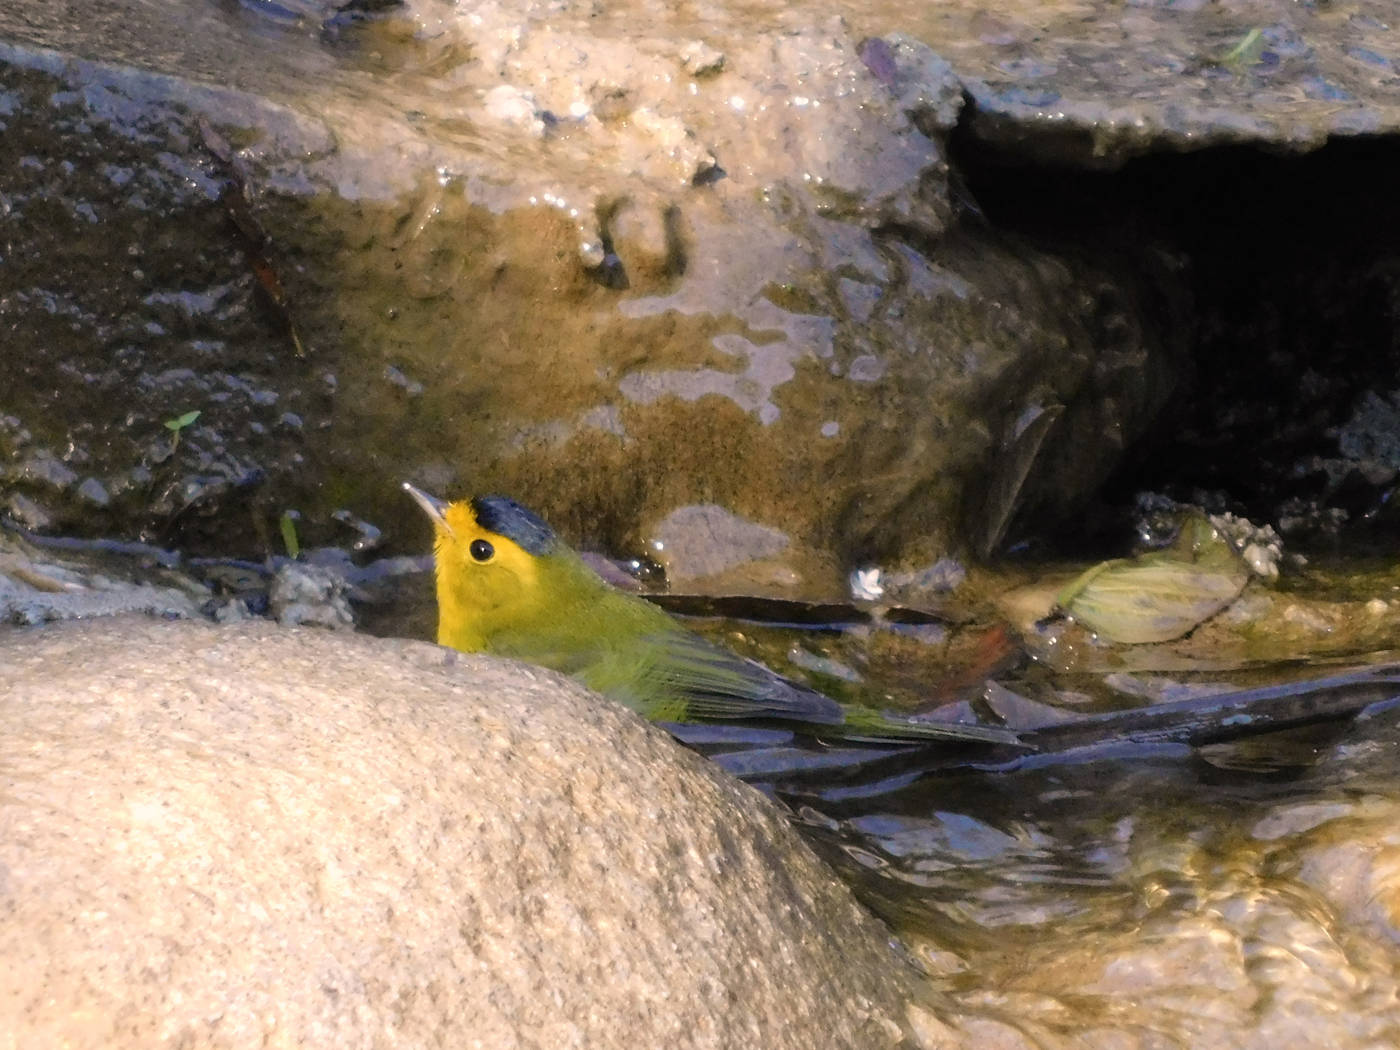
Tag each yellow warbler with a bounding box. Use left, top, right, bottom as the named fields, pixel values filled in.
left=405, top=483, right=1021, bottom=747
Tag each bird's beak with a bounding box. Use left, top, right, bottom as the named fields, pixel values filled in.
left=402, top=482, right=453, bottom=535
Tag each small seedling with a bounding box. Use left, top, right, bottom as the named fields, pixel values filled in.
left=163, top=409, right=201, bottom=452
left=1220, top=27, right=1264, bottom=71
left=279, top=509, right=301, bottom=560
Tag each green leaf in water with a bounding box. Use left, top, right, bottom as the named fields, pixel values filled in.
left=280, top=510, right=301, bottom=560
left=1057, top=512, right=1249, bottom=644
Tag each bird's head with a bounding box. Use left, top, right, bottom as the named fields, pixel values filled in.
left=403, top=483, right=560, bottom=649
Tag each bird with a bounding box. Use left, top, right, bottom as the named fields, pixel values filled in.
left=404, top=482, right=1024, bottom=748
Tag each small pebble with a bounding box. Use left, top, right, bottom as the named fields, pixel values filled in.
left=849, top=567, right=884, bottom=601
left=76, top=477, right=110, bottom=507
left=678, top=40, right=725, bottom=77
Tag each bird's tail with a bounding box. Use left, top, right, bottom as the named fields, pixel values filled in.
left=836, top=706, right=1028, bottom=747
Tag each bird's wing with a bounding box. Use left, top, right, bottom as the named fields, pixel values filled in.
left=634, top=629, right=1025, bottom=747
left=637, top=628, right=846, bottom=725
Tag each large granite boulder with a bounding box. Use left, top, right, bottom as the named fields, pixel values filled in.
left=0, top=617, right=931, bottom=1049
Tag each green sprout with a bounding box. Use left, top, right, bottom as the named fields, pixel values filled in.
left=162, top=409, right=201, bottom=452
left=1220, top=27, right=1264, bottom=72
left=279, top=509, right=302, bottom=560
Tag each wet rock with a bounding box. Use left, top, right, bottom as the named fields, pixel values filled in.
left=1250, top=800, right=1354, bottom=841
left=268, top=560, right=356, bottom=629
left=1335, top=389, right=1400, bottom=467
left=0, top=528, right=204, bottom=624
left=75, top=476, right=110, bottom=506
left=1294, top=807, right=1400, bottom=944
left=649, top=503, right=792, bottom=588
left=4, top=0, right=1396, bottom=591
left=1266, top=389, right=1400, bottom=539
left=917, top=1, right=1400, bottom=167
left=5, top=491, right=52, bottom=529
left=0, top=0, right=1181, bottom=591
left=883, top=557, right=968, bottom=604
left=211, top=594, right=255, bottom=622
left=0, top=616, right=924, bottom=1049
left=482, top=83, right=545, bottom=135
left=788, top=644, right=864, bottom=683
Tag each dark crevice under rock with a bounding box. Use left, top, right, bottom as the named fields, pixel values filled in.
left=949, top=119, right=1400, bottom=557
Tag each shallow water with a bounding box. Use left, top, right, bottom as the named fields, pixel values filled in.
left=657, top=590, right=1400, bottom=1047
left=344, top=530, right=1400, bottom=1047
left=815, top=722, right=1400, bottom=1046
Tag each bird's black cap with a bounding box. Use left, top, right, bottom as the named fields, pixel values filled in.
left=471, top=495, right=557, bottom=555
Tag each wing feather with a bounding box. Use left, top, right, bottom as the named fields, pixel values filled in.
left=640, top=629, right=845, bottom=724
left=636, top=631, right=1025, bottom=746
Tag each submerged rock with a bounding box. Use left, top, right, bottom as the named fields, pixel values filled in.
left=0, top=528, right=205, bottom=624
left=796, top=700, right=1400, bottom=1050
left=648, top=503, right=795, bottom=590
left=0, top=617, right=925, bottom=1049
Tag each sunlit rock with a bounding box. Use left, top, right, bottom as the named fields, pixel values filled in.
left=0, top=617, right=924, bottom=1049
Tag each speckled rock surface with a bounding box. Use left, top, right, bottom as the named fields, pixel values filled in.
left=0, top=617, right=926, bottom=1049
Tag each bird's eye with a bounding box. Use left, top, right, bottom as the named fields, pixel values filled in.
left=469, top=538, right=495, bottom=562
